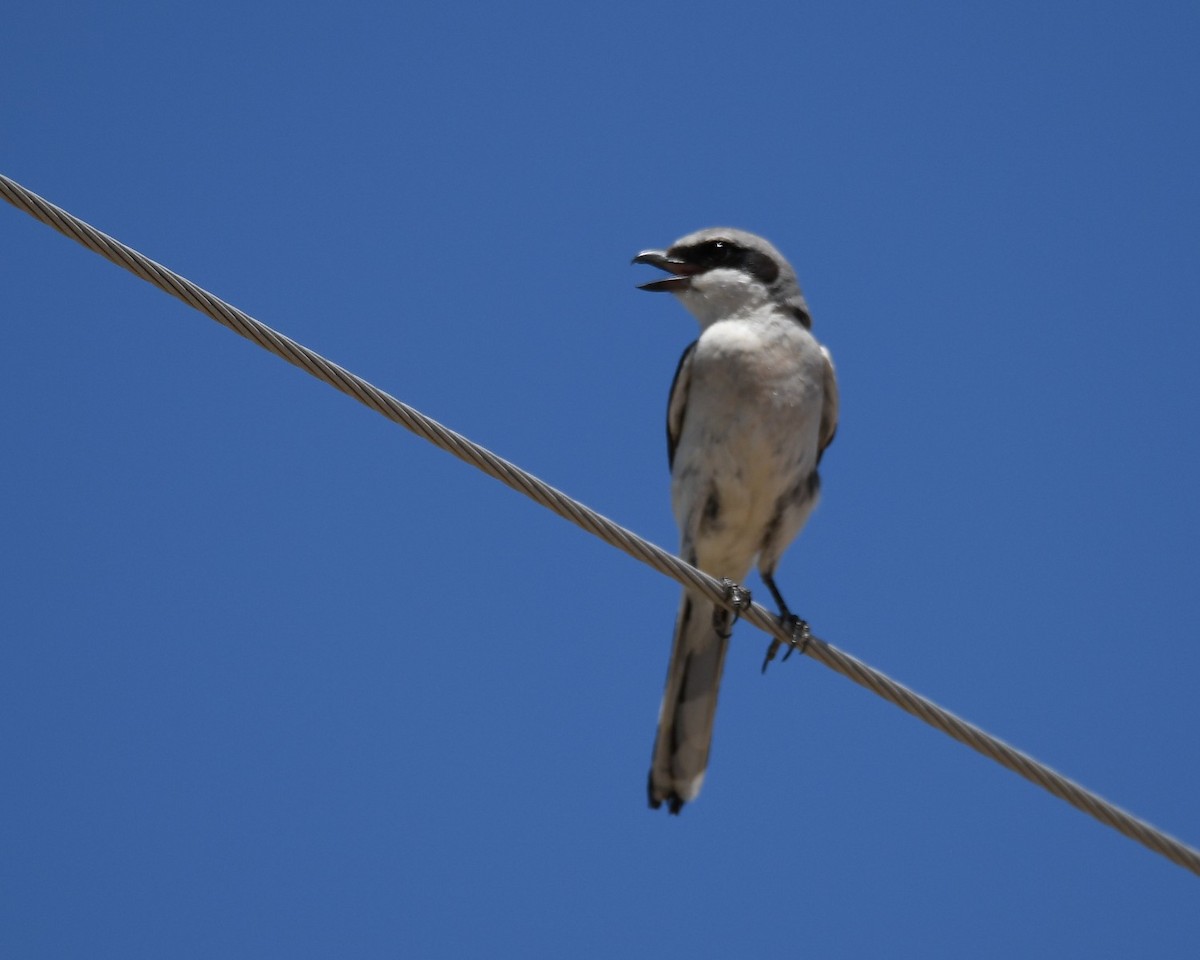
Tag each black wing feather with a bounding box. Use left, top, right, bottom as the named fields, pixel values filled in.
left=666, top=342, right=697, bottom=471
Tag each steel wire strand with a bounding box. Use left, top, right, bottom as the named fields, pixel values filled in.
left=3, top=171, right=1197, bottom=876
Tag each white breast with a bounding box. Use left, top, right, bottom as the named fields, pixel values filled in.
left=670, top=312, right=826, bottom=578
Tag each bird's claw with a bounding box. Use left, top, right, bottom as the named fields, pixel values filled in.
left=761, top=615, right=812, bottom=673
left=713, top=578, right=751, bottom=638
left=720, top=578, right=752, bottom=615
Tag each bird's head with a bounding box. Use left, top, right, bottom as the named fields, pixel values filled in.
left=633, top=228, right=810, bottom=329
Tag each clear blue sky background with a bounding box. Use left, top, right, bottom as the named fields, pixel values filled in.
left=3, top=2, right=1198, bottom=957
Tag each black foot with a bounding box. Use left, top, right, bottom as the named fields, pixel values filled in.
left=761, top=615, right=812, bottom=673
left=759, top=571, right=812, bottom=673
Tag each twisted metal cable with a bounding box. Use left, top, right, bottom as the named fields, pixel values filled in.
left=3, top=171, right=1197, bottom=876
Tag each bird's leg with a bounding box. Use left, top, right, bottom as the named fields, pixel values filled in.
left=713, top=578, right=752, bottom=640
left=760, top=571, right=811, bottom=672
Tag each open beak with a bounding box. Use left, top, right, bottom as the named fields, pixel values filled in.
left=632, top=249, right=699, bottom=292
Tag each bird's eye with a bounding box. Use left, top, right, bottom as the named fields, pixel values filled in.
left=705, top=240, right=737, bottom=265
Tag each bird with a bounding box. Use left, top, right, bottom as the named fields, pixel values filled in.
left=633, top=228, right=839, bottom=813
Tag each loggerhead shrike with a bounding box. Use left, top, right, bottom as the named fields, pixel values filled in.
left=633, top=228, right=839, bottom=813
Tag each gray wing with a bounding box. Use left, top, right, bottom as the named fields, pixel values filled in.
left=817, top=345, right=839, bottom=463
left=666, top=342, right=697, bottom=471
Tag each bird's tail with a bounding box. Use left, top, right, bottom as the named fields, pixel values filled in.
left=648, top=593, right=732, bottom=813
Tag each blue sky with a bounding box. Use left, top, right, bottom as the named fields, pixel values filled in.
left=3, top=1, right=1199, bottom=957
